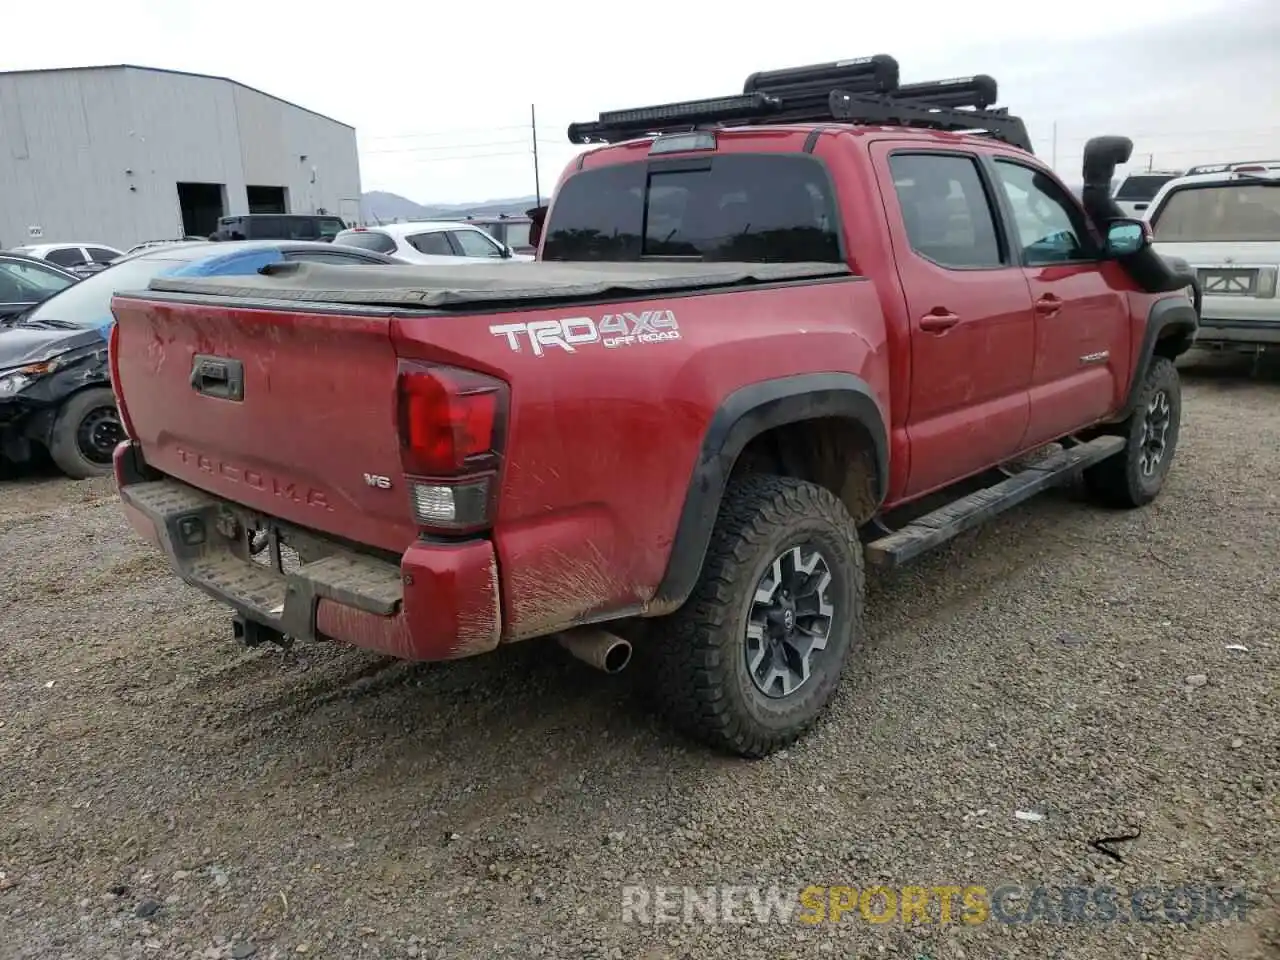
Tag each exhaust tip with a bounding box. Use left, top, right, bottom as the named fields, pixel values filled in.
left=602, top=640, right=632, bottom=674
left=556, top=628, right=633, bottom=674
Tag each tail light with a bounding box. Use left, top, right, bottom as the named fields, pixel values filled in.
left=396, top=361, right=508, bottom=533
left=106, top=320, right=138, bottom=440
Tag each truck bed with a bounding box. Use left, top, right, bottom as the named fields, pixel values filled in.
left=142, top=260, right=852, bottom=309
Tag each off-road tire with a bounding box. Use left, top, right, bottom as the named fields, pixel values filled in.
left=649, top=474, right=865, bottom=758
left=47, top=387, right=120, bottom=480
left=1084, top=356, right=1181, bottom=508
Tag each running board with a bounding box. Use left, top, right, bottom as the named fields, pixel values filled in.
left=866, top=435, right=1124, bottom=569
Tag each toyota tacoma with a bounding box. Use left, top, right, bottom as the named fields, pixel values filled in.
left=106, top=56, right=1198, bottom=756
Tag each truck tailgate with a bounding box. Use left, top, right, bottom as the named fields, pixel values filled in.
left=111, top=296, right=416, bottom=554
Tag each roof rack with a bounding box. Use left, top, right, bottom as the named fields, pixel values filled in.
left=566, top=56, right=1032, bottom=152
left=1184, top=159, right=1280, bottom=175
left=829, top=91, right=1031, bottom=152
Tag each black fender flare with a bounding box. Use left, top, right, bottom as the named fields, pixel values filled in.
left=1115, top=295, right=1198, bottom=421
left=652, top=372, right=888, bottom=611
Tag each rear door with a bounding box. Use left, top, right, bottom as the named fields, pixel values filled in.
left=988, top=158, right=1132, bottom=445
left=875, top=146, right=1035, bottom=497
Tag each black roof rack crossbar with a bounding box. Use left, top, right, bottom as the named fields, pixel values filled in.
left=829, top=91, right=1033, bottom=152
left=566, top=56, right=1031, bottom=151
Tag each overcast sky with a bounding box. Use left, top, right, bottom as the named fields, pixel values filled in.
left=9, top=0, right=1279, bottom=205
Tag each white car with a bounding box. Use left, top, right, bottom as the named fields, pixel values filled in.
left=1145, top=160, right=1280, bottom=350
left=1112, top=170, right=1184, bottom=217
left=8, top=242, right=125, bottom=277
left=333, top=221, right=534, bottom=265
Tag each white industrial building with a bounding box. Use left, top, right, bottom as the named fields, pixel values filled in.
left=0, top=65, right=361, bottom=250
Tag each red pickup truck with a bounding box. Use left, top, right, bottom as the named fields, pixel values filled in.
left=107, top=58, right=1198, bottom=757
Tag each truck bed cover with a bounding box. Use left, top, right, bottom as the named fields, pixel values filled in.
left=139, top=260, right=852, bottom=310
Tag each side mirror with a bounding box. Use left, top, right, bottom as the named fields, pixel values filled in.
left=1104, top=218, right=1150, bottom=258
left=500, top=244, right=513, bottom=259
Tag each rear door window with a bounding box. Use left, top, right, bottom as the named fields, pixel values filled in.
left=888, top=154, right=1004, bottom=269
left=542, top=155, right=842, bottom=262
left=247, top=216, right=286, bottom=238
left=44, top=247, right=87, bottom=267
left=290, top=219, right=320, bottom=241
left=408, top=232, right=455, bottom=256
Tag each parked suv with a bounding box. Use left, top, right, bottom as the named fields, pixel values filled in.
left=1146, top=160, right=1280, bottom=350
left=211, top=215, right=347, bottom=243
left=108, top=57, right=1197, bottom=757
left=333, top=222, right=534, bottom=263
left=1112, top=170, right=1184, bottom=217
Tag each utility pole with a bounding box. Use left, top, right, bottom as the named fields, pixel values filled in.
left=531, top=104, right=542, bottom=207
left=1051, top=121, right=1058, bottom=170
left=1147, top=154, right=1154, bottom=172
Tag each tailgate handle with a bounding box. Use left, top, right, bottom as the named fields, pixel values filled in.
left=190, top=354, right=244, bottom=402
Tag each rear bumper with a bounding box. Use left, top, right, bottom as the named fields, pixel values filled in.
left=1195, top=317, right=1280, bottom=346
left=113, top=441, right=501, bottom=662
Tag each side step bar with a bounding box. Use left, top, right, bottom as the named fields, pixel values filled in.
left=866, top=435, right=1124, bottom=569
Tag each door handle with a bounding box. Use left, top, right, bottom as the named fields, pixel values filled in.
left=919, top=311, right=960, bottom=333
left=1034, top=295, right=1063, bottom=316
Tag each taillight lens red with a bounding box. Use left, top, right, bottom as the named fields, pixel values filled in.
left=396, top=361, right=508, bottom=476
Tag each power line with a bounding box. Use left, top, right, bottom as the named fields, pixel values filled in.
left=360, top=123, right=531, bottom=142
left=1033, top=126, right=1280, bottom=147
left=363, top=138, right=568, bottom=156
left=361, top=139, right=530, bottom=155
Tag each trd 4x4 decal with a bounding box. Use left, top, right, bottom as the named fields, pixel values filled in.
left=489, top=310, right=681, bottom=357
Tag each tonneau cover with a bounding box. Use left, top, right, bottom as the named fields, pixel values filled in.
left=140, top=260, right=852, bottom=310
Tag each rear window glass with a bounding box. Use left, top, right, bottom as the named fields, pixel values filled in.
left=318, top=219, right=344, bottom=239
left=542, top=155, right=842, bottom=262
left=335, top=230, right=397, bottom=254
left=1151, top=183, right=1280, bottom=242
left=1114, top=175, right=1178, bottom=201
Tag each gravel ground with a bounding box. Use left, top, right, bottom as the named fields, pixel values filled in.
left=1, top=351, right=1277, bottom=960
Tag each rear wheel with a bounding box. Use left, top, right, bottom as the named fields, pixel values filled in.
left=47, top=387, right=122, bottom=480
left=649, top=474, right=864, bottom=758
left=1084, top=356, right=1181, bottom=508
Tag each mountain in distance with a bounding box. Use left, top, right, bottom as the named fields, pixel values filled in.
left=361, top=191, right=542, bottom=223
left=362, top=181, right=1108, bottom=223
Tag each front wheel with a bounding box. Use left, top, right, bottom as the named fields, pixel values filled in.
left=649, top=474, right=865, bottom=758
left=1084, top=356, right=1181, bottom=508
left=47, top=387, right=123, bottom=480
